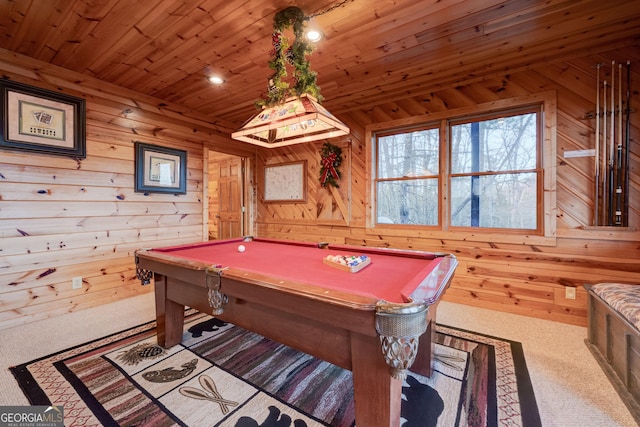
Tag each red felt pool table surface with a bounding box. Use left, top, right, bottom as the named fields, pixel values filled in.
left=152, top=237, right=445, bottom=304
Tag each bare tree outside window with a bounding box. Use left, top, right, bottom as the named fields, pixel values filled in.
left=450, top=112, right=539, bottom=229
left=376, top=127, right=439, bottom=225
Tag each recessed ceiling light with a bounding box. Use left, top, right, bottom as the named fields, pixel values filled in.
left=306, top=30, right=322, bottom=42
left=208, top=76, right=224, bottom=85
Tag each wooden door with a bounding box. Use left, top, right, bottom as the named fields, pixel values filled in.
left=217, top=156, right=243, bottom=239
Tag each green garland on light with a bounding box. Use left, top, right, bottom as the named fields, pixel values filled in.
left=320, top=142, right=342, bottom=188
left=256, top=6, right=323, bottom=109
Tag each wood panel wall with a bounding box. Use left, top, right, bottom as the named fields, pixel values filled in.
left=257, top=48, right=640, bottom=326
left=0, top=49, right=254, bottom=330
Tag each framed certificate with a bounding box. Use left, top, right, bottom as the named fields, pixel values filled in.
left=264, top=160, right=307, bottom=203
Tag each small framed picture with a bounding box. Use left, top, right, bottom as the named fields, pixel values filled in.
left=0, top=79, right=86, bottom=158
left=135, top=141, right=187, bottom=194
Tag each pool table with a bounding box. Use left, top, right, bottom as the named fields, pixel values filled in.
left=135, top=237, right=457, bottom=427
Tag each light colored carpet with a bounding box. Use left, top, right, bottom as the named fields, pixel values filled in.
left=0, top=294, right=636, bottom=426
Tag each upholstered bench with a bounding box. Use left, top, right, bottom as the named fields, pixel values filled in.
left=585, top=283, right=640, bottom=423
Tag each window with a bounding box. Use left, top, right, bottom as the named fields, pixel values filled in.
left=372, top=104, right=545, bottom=234
left=376, top=126, right=440, bottom=226
left=449, top=109, right=540, bottom=231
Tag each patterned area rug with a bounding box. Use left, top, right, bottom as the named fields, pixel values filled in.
left=11, top=314, right=540, bottom=427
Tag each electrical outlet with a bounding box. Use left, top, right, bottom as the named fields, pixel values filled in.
left=565, top=287, right=576, bottom=300
left=72, top=276, right=83, bottom=289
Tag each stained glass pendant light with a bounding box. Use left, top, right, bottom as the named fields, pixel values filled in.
left=231, top=6, right=349, bottom=148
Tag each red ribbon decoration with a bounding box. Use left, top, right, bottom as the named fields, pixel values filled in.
left=321, top=152, right=339, bottom=184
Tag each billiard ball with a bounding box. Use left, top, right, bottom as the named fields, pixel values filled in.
left=237, top=244, right=246, bottom=253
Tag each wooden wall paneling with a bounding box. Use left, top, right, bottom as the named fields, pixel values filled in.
left=0, top=224, right=202, bottom=260
left=444, top=286, right=588, bottom=326
left=256, top=223, right=354, bottom=243
left=416, top=93, right=450, bottom=115
left=257, top=141, right=352, bottom=227
left=201, top=147, right=210, bottom=242
left=0, top=180, right=203, bottom=204
left=0, top=199, right=202, bottom=220
left=554, top=238, right=640, bottom=263
left=556, top=113, right=594, bottom=155
left=0, top=232, right=204, bottom=277
left=347, top=127, right=368, bottom=226
left=555, top=185, right=593, bottom=228
left=375, top=102, right=413, bottom=122
left=485, top=75, right=530, bottom=99
left=556, top=117, right=595, bottom=227
left=100, top=109, right=226, bottom=149
left=392, top=98, right=429, bottom=118
left=1, top=258, right=141, bottom=310
left=453, top=276, right=555, bottom=305
left=0, top=162, right=133, bottom=188
left=541, top=63, right=594, bottom=105
left=0, top=51, right=241, bottom=330
left=429, top=87, right=478, bottom=110
left=345, top=234, right=638, bottom=275
left=316, top=144, right=351, bottom=223
left=0, top=281, right=146, bottom=330
left=456, top=81, right=503, bottom=104
left=0, top=215, right=202, bottom=240
left=464, top=257, right=637, bottom=288
left=556, top=141, right=594, bottom=194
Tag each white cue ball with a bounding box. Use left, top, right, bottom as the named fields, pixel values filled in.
left=237, top=244, right=246, bottom=253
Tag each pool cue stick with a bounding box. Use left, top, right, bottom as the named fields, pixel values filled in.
left=608, top=61, right=615, bottom=225
left=602, top=80, right=607, bottom=223
left=623, top=60, right=631, bottom=227
left=594, top=64, right=600, bottom=226
left=615, top=63, right=623, bottom=225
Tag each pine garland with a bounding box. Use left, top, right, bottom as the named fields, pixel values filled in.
left=257, top=7, right=322, bottom=109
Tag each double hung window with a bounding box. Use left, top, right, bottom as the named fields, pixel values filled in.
left=373, top=105, right=544, bottom=234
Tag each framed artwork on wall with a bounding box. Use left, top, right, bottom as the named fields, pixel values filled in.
left=263, top=160, right=307, bottom=203
left=0, top=79, right=86, bottom=158
left=135, top=141, right=187, bottom=194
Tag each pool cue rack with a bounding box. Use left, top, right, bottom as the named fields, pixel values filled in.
left=586, top=60, right=633, bottom=227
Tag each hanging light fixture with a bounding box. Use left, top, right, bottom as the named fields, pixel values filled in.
left=231, top=6, right=349, bottom=148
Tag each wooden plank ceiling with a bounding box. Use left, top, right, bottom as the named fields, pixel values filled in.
left=0, top=0, right=638, bottom=132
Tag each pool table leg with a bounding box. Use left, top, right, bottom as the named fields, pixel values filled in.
left=351, top=332, right=402, bottom=427
left=154, top=274, right=185, bottom=348
left=411, top=305, right=438, bottom=378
